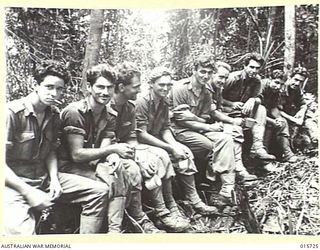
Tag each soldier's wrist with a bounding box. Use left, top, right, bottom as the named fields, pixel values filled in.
left=254, top=97, right=261, bottom=105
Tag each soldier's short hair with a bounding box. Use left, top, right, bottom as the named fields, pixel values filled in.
left=243, top=52, right=265, bottom=66
left=270, top=69, right=285, bottom=80
left=34, top=60, right=71, bottom=85
left=86, top=63, right=116, bottom=87
left=215, top=61, right=231, bottom=72
left=115, top=62, right=141, bottom=92
left=291, top=66, right=309, bottom=78
left=148, top=66, right=172, bottom=84
left=193, top=54, right=215, bottom=71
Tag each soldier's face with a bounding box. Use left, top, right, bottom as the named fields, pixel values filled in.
left=244, top=59, right=261, bottom=78
left=212, top=67, right=230, bottom=87
left=194, top=66, right=213, bottom=86
left=269, top=78, right=283, bottom=92
left=121, top=75, right=141, bottom=101
left=88, top=76, right=114, bottom=105
left=151, top=75, right=172, bottom=98
left=289, top=74, right=305, bottom=90
left=36, top=75, right=65, bottom=106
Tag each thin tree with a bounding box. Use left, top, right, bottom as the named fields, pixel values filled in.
left=80, top=9, right=104, bottom=96
left=284, top=5, right=296, bottom=78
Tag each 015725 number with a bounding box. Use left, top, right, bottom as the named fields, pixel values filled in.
left=300, top=244, right=319, bottom=249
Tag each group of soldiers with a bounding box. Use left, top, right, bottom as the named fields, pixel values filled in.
left=5, top=52, right=318, bottom=234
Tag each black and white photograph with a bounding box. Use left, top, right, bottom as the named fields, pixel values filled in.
left=3, top=1, right=319, bottom=242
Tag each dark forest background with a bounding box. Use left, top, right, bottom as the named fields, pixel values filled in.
left=5, top=5, right=318, bottom=105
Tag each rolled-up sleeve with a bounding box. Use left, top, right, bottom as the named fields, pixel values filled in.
left=223, top=75, right=236, bottom=99
left=172, top=85, right=187, bottom=108
left=135, top=98, right=149, bottom=130
left=60, top=107, right=86, bottom=136
left=6, top=109, right=15, bottom=150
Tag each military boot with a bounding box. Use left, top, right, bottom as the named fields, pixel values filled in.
left=162, top=178, right=190, bottom=226
left=233, top=142, right=258, bottom=183
left=250, top=125, right=276, bottom=160
left=208, top=172, right=235, bottom=208
left=135, top=215, right=166, bottom=233
left=154, top=213, right=189, bottom=233
left=236, top=170, right=258, bottom=183
left=278, top=136, right=298, bottom=163
left=177, top=174, right=220, bottom=215
left=208, top=193, right=233, bottom=207
left=146, top=185, right=188, bottom=232
left=126, top=191, right=164, bottom=233
left=79, top=215, right=104, bottom=234
left=219, top=171, right=235, bottom=198
left=107, top=197, right=126, bottom=233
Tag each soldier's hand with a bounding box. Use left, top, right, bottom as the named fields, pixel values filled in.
left=208, top=122, right=224, bottom=132
left=49, top=176, right=62, bottom=201
left=180, top=144, right=193, bottom=159
left=173, top=110, right=196, bottom=121
left=106, top=153, right=121, bottom=171
left=113, top=143, right=135, bottom=159
left=232, top=102, right=244, bottom=110
left=172, top=147, right=187, bottom=161
left=140, top=159, right=157, bottom=178
left=242, top=98, right=255, bottom=115
left=23, top=187, right=53, bottom=211
left=274, top=118, right=285, bottom=128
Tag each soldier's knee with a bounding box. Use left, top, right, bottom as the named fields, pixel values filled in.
left=91, top=181, right=110, bottom=199
left=232, top=125, right=244, bottom=143
left=255, top=105, right=267, bottom=119
left=4, top=213, right=36, bottom=235
left=123, top=159, right=143, bottom=189
left=224, top=134, right=234, bottom=144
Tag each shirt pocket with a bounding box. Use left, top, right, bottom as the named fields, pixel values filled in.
left=14, top=131, right=36, bottom=159
left=118, top=121, right=133, bottom=140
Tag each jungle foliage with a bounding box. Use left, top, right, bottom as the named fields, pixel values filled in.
left=5, top=5, right=318, bottom=101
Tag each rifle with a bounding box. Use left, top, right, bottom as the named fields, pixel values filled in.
left=232, top=184, right=262, bottom=233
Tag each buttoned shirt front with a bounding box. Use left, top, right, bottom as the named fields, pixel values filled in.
left=59, top=97, right=117, bottom=162
left=6, top=92, right=60, bottom=179
left=135, top=91, right=171, bottom=138
left=260, top=79, right=282, bottom=111
left=223, top=70, right=262, bottom=103
left=110, top=98, right=137, bottom=143
left=171, top=77, right=212, bottom=130
left=206, top=81, right=223, bottom=111
left=279, top=83, right=307, bottom=115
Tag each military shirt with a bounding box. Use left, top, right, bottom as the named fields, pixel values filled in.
left=110, top=98, right=137, bottom=142
left=59, top=97, right=117, bottom=162
left=171, top=77, right=212, bottom=119
left=223, top=70, right=262, bottom=103
left=279, top=83, right=307, bottom=116
left=6, top=92, right=60, bottom=179
left=260, top=79, right=282, bottom=111
left=135, top=91, right=171, bottom=138
left=206, top=82, right=223, bottom=111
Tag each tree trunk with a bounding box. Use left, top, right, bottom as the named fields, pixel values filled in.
left=284, top=5, right=296, bottom=78
left=213, top=9, right=220, bottom=57
left=80, top=9, right=104, bottom=96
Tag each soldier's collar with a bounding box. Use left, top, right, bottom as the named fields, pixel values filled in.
left=24, top=92, right=53, bottom=117
left=188, top=76, right=196, bottom=90
left=149, top=90, right=170, bottom=105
